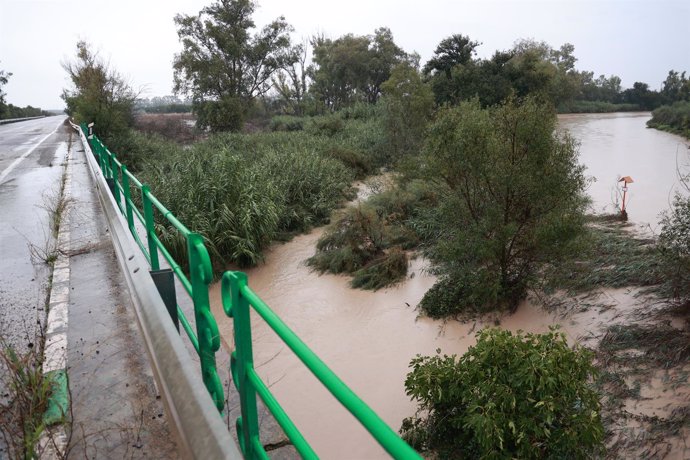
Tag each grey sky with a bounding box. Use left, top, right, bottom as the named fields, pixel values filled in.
left=0, top=0, right=688, bottom=109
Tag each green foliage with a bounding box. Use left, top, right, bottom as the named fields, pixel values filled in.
left=307, top=205, right=385, bottom=274
left=380, top=63, right=435, bottom=161
left=647, top=101, right=690, bottom=139
left=325, top=147, right=373, bottom=179
left=61, top=41, right=135, bottom=143
left=0, top=340, right=54, bottom=459
left=270, top=115, right=307, bottom=132
left=308, top=179, right=438, bottom=288
left=418, top=98, right=588, bottom=317
left=558, top=100, right=642, bottom=113
left=309, top=28, right=411, bottom=109
left=351, top=247, right=408, bottom=290
left=401, top=328, right=604, bottom=459
left=137, top=129, right=353, bottom=271
left=658, top=193, right=690, bottom=299
left=173, top=0, right=297, bottom=132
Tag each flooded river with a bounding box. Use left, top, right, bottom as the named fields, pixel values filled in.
left=559, top=112, right=690, bottom=228
left=210, top=113, right=689, bottom=458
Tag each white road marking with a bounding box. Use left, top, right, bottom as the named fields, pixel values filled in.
left=0, top=120, right=62, bottom=184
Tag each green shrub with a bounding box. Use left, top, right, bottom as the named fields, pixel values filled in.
left=351, top=247, right=408, bottom=290
left=306, top=115, right=344, bottom=136
left=307, top=205, right=385, bottom=274
left=326, top=147, right=373, bottom=179
left=648, top=101, right=690, bottom=138
left=270, top=115, right=307, bottom=132
left=402, top=328, right=604, bottom=459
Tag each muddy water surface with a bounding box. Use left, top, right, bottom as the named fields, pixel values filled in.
left=209, top=113, right=690, bottom=458
left=559, top=112, right=690, bottom=228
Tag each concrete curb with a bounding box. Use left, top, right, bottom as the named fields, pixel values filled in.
left=71, top=122, right=241, bottom=459
left=38, top=129, right=73, bottom=458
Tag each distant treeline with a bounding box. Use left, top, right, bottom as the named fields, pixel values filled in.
left=135, top=96, right=191, bottom=114
left=0, top=63, right=49, bottom=119
left=0, top=104, right=48, bottom=120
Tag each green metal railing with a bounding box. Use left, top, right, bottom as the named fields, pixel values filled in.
left=222, top=271, right=422, bottom=459
left=80, top=123, right=421, bottom=459
left=83, top=125, right=224, bottom=410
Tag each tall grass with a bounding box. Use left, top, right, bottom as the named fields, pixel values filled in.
left=135, top=122, right=378, bottom=271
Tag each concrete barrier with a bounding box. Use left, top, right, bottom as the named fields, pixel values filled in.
left=71, top=122, right=242, bottom=459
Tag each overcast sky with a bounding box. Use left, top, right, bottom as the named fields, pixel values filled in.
left=0, top=0, right=688, bottom=109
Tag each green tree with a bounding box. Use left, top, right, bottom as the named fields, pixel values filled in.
left=309, top=28, right=408, bottom=110
left=422, top=34, right=480, bottom=77
left=0, top=64, right=12, bottom=119
left=61, top=41, right=136, bottom=142
left=380, top=62, right=434, bottom=160
left=401, top=328, right=604, bottom=459
left=173, top=0, right=296, bottom=131
left=418, top=98, right=588, bottom=317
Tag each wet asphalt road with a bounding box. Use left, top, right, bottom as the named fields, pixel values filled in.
left=0, top=116, right=69, bottom=348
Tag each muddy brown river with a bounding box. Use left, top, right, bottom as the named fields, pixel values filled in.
left=210, top=113, right=690, bottom=458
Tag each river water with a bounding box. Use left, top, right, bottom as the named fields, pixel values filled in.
left=210, top=113, right=689, bottom=458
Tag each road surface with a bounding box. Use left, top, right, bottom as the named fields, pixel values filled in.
left=0, top=116, right=69, bottom=348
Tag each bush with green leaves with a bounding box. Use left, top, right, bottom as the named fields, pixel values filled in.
left=418, top=97, right=588, bottom=317
left=647, top=101, right=690, bottom=139
left=658, top=193, right=690, bottom=300
left=401, top=328, right=604, bottom=459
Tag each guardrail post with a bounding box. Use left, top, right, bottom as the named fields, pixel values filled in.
left=188, top=233, right=224, bottom=411
left=111, top=152, right=122, bottom=209
left=121, top=165, right=135, bottom=233
left=150, top=268, right=179, bottom=332
left=141, top=186, right=161, bottom=271
left=223, top=271, right=261, bottom=458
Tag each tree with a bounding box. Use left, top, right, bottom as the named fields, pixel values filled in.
left=272, top=39, right=310, bottom=115
left=380, top=62, right=434, bottom=160
left=309, top=28, right=409, bottom=110
left=173, top=0, right=296, bottom=131
left=418, top=98, right=588, bottom=317
left=0, top=64, right=11, bottom=118
left=401, top=328, right=604, bottom=458
left=61, top=41, right=136, bottom=142
left=422, top=34, right=481, bottom=77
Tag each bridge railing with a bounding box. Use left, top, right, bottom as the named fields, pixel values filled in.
left=83, top=125, right=224, bottom=410
left=80, top=122, right=421, bottom=459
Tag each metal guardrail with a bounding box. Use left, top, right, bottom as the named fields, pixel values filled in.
left=0, top=115, right=46, bottom=125
left=78, top=122, right=421, bottom=459
left=72, top=121, right=240, bottom=459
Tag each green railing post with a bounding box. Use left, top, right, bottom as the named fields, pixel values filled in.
left=111, top=153, right=122, bottom=208
left=187, top=233, right=224, bottom=411
left=121, top=165, right=135, bottom=233
left=223, top=272, right=262, bottom=459
left=141, top=186, right=160, bottom=271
